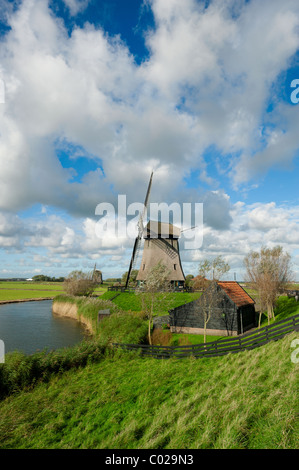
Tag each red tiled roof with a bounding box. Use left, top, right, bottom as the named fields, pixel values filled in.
left=217, top=281, right=255, bottom=307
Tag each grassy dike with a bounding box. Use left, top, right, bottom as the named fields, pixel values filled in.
left=52, top=294, right=149, bottom=344
left=0, top=293, right=298, bottom=449
left=0, top=294, right=149, bottom=402
left=0, top=331, right=298, bottom=449
left=0, top=291, right=199, bottom=402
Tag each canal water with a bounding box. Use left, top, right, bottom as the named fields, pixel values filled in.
left=0, top=300, right=89, bottom=355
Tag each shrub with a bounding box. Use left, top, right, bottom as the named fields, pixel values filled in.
left=63, top=270, right=98, bottom=296
left=151, top=329, right=173, bottom=346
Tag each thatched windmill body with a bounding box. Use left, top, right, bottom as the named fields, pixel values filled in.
left=125, top=173, right=185, bottom=289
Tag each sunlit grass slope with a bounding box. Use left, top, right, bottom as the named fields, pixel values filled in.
left=0, top=332, right=298, bottom=449
left=101, top=291, right=201, bottom=316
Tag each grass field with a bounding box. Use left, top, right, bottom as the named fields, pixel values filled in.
left=0, top=281, right=107, bottom=301
left=0, top=285, right=298, bottom=449
left=0, top=281, right=63, bottom=301
left=0, top=331, right=297, bottom=449
left=0, top=282, right=64, bottom=290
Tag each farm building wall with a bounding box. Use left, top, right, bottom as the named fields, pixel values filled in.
left=237, top=304, right=257, bottom=333
left=169, top=301, right=239, bottom=336
left=169, top=282, right=256, bottom=336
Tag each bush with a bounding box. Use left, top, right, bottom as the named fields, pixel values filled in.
left=151, top=329, right=173, bottom=346
left=63, top=270, right=98, bottom=296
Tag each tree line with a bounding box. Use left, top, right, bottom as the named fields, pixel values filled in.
left=32, top=275, right=65, bottom=282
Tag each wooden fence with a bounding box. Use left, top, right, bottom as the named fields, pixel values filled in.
left=107, top=286, right=194, bottom=293
left=113, top=313, right=299, bottom=359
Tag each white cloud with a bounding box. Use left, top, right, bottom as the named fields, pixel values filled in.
left=1, top=0, right=299, bottom=278
left=62, top=0, right=90, bottom=16
left=0, top=0, right=298, bottom=217
left=1, top=194, right=299, bottom=279
left=247, top=203, right=289, bottom=231
left=181, top=197, right=299, bottom=279
left=144, top=0, right=299, bottom=183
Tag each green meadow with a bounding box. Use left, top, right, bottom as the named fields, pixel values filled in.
left=0, top=285, right=298, bottom=449
left=0, top=281, right=63, bottom=301
left=0, top=331, right=297, bottom=449
left=0, top=281, right=106, bottom=301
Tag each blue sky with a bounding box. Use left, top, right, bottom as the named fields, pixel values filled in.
left=0, top=0, right=299, bottom=280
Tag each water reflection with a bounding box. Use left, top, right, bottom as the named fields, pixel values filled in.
left=0, top=300, right=88, bottom=355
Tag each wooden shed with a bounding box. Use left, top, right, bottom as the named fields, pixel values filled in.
left=169, top=281, right=256, bottom=336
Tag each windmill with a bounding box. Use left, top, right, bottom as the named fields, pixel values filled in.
left=125, top=172, right=185, bottom=289
left=92, top=263, right=103, bottom=284
left=136, top=220, right=185, bottom=288
left=125, top=171, right=153, bottom=289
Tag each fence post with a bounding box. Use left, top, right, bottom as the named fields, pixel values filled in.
left=293, top=316, right=297, bottom=331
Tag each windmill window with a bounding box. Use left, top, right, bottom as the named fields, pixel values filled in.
left=143, top=264, right=145, bottom=270
left=174, top=264, right=177, bottom=270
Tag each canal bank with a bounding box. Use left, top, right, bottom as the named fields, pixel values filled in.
left=0, top=297, right=54, bottom=304
left=52, top=300, right=94, bottom=335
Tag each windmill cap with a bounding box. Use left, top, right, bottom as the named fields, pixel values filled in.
left=144, top=221, right=181, bottom=238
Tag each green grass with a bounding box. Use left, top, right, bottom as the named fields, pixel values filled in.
left=0, top=332, right=297, bottom=449
left=0, top=281, right=108, bottom=301
left=0, top=281, right=64, bottom=290
left=271, top=296, right=299, bottom=321
left=0, top=290, right=62, bottom=301
left=101, top=291, right=201, bottom=316
left=0, top=295, right=148, bottom=401
left=0, top=340, right=106, bottom=401
left=258, top=296, right=299, bottom=327
left=0, top=291, right=298, bottom=449
left=53, top=294, right=148, bottom=345
left=0, top=281, right=64, bottom=301
left=170, top=332, right=224, bottom=346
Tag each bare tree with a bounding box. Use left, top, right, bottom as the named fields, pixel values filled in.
left=191, top=275, right=210, bottom=291
left=193, top=257, right=229, bottom=341
left=199, top=282, right=228, bottom=343
left=201, top=291, right=213, bottom=344
left=199, top=255, right=230, bottom=281
left=137, top=261, right=172, bottom=345
left=244, top=246, right=293, bottom=326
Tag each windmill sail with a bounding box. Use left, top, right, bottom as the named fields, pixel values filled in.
left=125, top=171, right=153, bottom=289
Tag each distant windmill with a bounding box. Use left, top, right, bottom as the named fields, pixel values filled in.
left=92, top=263, right=103, bottom=284
left=125, top=172, right=185, bottom=289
